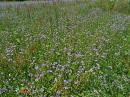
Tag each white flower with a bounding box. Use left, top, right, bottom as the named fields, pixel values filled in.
left=0, top=88, right=7, bottom=94
left=41, top=64, right=46, bottom=67
left=34, top=66, right=39, bottom=70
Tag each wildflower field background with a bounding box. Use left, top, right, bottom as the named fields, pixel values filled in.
left=0, top=0, right=130, bottom=96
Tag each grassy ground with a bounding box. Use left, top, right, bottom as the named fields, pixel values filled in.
left=0, top=0, right=130, bottom=97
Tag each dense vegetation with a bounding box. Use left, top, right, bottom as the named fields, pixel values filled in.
left=0, top=0, right=130, bottom=96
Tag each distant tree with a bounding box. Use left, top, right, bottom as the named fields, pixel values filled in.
left=0, top=0, right=27, bottom=1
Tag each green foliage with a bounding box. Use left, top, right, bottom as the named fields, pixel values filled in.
left=0, top=1, right=130, bottom=96
left=93, top=0, right=130, bottom=14
left=95, top=0, right=116, bottom=10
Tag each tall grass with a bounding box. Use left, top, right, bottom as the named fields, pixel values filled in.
left=0, top=0, right=130, bottom=96
left=94, top=0, right=130, bottom=14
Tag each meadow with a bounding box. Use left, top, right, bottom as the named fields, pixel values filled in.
left=0, top=0, right=130, bottom=97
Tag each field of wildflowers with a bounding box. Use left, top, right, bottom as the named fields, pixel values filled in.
left=0, top=0, right=130, bottom=97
